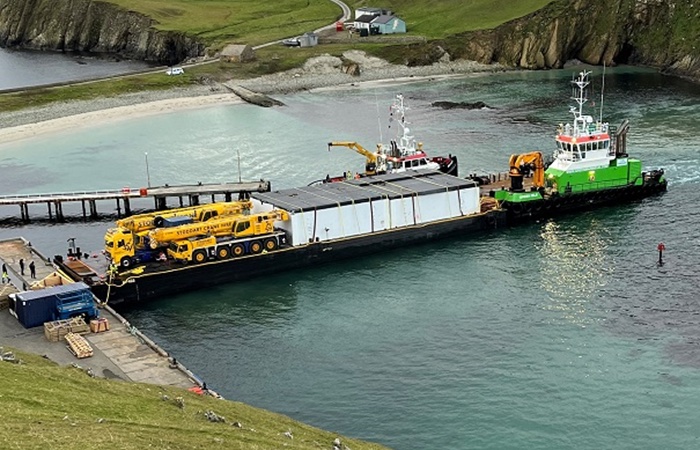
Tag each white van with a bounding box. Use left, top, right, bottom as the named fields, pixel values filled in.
left=166, top=67, right=185, bottom=76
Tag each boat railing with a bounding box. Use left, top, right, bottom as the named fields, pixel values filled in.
left=564, top=178, right=628, bottom=194
left=0, top=188, right=133, bottom=201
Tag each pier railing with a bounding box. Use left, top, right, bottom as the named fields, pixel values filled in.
left=0, top=180, right=271, bottom=222
left=0, top=188, right=136, bottom=204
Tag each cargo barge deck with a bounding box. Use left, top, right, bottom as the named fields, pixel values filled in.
left=60, top=171, right=507, bottom=304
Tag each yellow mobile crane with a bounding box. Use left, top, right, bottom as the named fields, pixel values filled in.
left=168, top=210, right=290, bottom=263
left=328, top=141, right=380, bottom=175
left=105, top=201, right=252, bottom=268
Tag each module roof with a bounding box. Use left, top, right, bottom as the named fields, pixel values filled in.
left=253, top=172, right=476, bottom=212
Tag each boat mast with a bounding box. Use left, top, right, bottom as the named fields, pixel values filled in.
left=393, top=94, right=415, bottom=153
left=599, top=63, right=606, bottom=124
left=570, top=71, right=590, bottom=135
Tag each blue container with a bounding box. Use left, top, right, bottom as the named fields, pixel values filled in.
left=12, top=282, right=94, bottom=328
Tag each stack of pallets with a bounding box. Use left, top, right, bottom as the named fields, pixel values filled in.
left=44, top=317, right=90, bottom=342
left=65, top=332, right=93, bottom=359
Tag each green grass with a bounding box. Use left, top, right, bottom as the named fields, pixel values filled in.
left=108, top=0, right=341, bottom=49
left=0, top=349, right=389, bottom=450
left=0, top=73, right=192, bottom=112
left=105, top=0, right=555, bottom=47
left=346, top=0, right=555, bottom=37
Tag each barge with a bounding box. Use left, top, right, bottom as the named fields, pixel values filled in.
left=58, top=171, right=504, bottom=304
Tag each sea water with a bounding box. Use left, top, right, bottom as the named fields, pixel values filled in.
left=1, top=66, right=699, bottom=449
left=0, top=47, right=151, bottom=90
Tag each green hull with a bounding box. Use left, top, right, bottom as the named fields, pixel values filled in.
left=545, top=158, right=644, bottom=194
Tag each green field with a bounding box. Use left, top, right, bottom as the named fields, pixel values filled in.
left=106, top=0, right=554, bottom=46
left=347, top=0, right=554, bottom=37
left=0, top=349, right=388, bottom=450
left=108, top=0, right=341, bottom=49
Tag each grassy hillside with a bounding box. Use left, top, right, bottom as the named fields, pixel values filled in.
left=106, top=0, right=341, bottom=48
left=0, top=349, right=388, bottom=450
left=346, top=0, right=554, bottom=37
left=104, top=0, right=554, bottom=47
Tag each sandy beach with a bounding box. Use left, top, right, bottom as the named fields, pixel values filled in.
left=0, top=56, right=503, bottom=145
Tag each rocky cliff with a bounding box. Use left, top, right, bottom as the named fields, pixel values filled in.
left=0, top=0, right=204, bottom=65
left=442, top=0, right=700, bottom=81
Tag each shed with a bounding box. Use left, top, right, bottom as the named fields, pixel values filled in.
left=371, top=15, right=406, bottom=34
left=354, top=14, right=376, bottom=31
left=220, top=44, right=255, bottom=63
left=298, top=32, right=318, bottom=48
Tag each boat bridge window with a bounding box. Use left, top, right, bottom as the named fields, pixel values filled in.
left=419, top=159, right=427, bottom=166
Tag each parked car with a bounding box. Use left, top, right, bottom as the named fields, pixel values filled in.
left=282, top=38, right=301, bottom=47
left=166, top=67, right=185, bottom=75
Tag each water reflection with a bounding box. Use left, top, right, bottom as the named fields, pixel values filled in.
left=537, top=216, right=614, bottom=325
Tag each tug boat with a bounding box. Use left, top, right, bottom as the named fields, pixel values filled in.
left=484, top=70, right=666, bottom=220
left=317, top=94, right=458, bottom=183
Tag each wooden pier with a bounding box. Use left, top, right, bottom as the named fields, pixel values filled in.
left=0, top=180, right=270, bottom=222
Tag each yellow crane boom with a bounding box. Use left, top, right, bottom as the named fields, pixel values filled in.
left=328, top=141, right=379, bottom=175
left=116, top=200, right=252, bottom=233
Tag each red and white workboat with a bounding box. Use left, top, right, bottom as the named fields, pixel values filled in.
left=319, top=94, right=458, bottom=183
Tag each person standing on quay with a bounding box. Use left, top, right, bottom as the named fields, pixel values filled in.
left=19, top=258, right=25, bottom=275
left=1, top=264, right=8, bottom=284
left=29, top=261, right=36, bottom=279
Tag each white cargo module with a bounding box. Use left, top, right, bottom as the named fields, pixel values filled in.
left=251, top=171, right=480, bottom=247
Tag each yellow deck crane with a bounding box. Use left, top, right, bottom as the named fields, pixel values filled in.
left=508, top=151, right=545, bottom=192
left=328, top=141, right=381, bottom=176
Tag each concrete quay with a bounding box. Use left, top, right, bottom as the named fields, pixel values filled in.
left=0, top=237, right=207, bottom=392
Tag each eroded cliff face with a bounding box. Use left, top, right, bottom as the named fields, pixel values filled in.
left=443, top=0, right=700, bottom=81
left=0, top=0, right=205, bottom=64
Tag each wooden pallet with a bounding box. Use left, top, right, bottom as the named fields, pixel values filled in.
left=65, top=332, right=93, bottom=359
left=44, top=317, right=89, bottom=342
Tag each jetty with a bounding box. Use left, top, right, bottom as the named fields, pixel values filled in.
left=0, top=237, right=209, bottom=391
left=0, top=180, right=270, bottom=222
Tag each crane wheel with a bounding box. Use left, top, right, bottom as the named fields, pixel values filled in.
left=264, top=238, right=278, bottom=252
left=250, top=240, right=263, bottom=254
left=154, top=216, right=165, bottom=228
left=217, top=246, right=230, bottom=260
left=193, top=250, right=207, bottom=264
left=232, top=244, right=245, bottom=257
left=120, top=256, right=132, bottom=269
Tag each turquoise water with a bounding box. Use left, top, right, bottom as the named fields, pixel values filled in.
left=1, top=67, right=699, bottom=449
